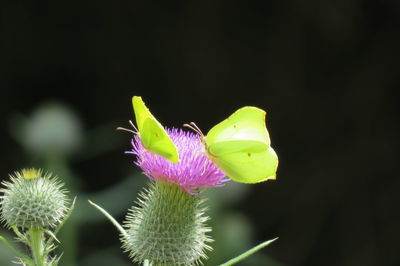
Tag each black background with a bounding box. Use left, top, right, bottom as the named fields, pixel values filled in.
left=1, top=1, right=399, bottom=265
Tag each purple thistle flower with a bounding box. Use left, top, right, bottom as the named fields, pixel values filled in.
left=128, top=128, right=228, bottom=194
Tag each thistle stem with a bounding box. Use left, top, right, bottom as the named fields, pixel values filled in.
left=29, top=227, right=46, bottom=266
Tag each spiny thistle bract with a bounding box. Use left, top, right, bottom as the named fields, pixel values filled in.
left=0, top=168, right=69, bottom=229
left=122, top=180, right=212, bottom=266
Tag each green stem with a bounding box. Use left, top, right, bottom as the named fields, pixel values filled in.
left=29, top=227, right=46, bottom=266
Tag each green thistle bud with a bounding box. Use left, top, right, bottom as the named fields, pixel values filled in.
left=122, top=180, right=212, bottom=266
left=0, top=168, right=69, bottom=229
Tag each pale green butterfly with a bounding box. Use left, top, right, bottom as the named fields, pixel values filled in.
left=185, top=106, right=278, bottom=183
left=118, top=96, right=179, bottom=163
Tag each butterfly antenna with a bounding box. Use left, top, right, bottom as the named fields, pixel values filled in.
left=183, top=123, right=197, bottom=133
left=128, top=120, right=139, bottom=132
left=190, top=122, right=204, bottom=135
left=117, top=120, right=138, bottom=135
left=183, top=122, right=204, bottom=137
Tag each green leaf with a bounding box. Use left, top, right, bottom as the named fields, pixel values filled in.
left=0, top=235, right=34, bottom=264
left=88, top=200, right=128, bottom=239
left=11, top=225, right=29, bottom=245
left=54, top=196, right=77, bottom=236
left=50, top=253, right=63, bottom=266
left=219, top=237, right=278, bottom=266
left=45, top=229, right=60, bottom=244
left=45, top=196, right=77, bottom=249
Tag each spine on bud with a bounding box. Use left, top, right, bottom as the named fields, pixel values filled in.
left=0, top=168, right=68, bottom=229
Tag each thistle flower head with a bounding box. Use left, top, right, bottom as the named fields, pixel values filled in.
left=129, top=128, right=228, bottom=194
left=0, top=169, right=69, bottom=229
left=122, top=128, right=227, bottom=265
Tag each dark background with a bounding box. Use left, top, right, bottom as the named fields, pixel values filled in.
left=1, top=1, right=399, bottom=266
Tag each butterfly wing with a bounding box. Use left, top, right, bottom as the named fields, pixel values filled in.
left=206, top=106, right=278, bottom=182
left=208, top=140, right=268, bottom=156
left=132, top=96, right=179, bottom=163
left=206, top=106, right=270, bottom=148
left=211, top=146, right=278, bottom=183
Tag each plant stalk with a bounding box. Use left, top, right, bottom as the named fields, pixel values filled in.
left=29, top=227, right=46, bottom=266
